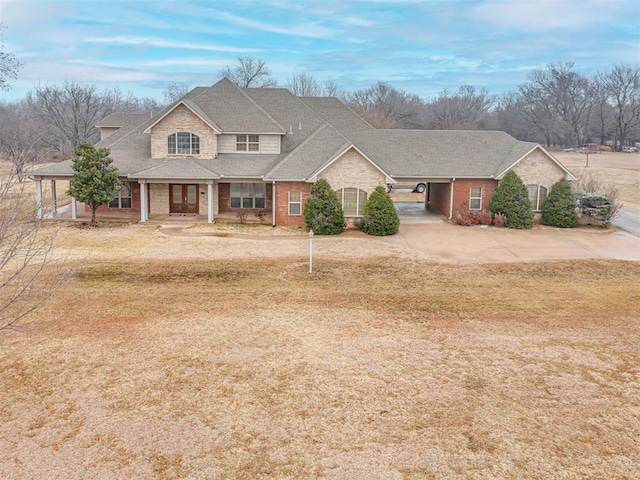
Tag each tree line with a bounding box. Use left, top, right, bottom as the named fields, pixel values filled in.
left=1, top=53, right=639, bottom=179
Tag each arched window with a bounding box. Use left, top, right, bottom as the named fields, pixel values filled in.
left=168, top=132, right=200, bottom=155
left=527, top=184, right=548, bottom=211
left=336, top=188, right=368, bottom=216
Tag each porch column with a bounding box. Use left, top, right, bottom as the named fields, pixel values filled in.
left=140, top=181, right=148, bottom=222
left=207, top=181, right=214, bottom=223
left=51, top=180, right=57, bottom=213
left=35, top=178, right=43, bottom=219
left=71, top=197, right=77, bottom=219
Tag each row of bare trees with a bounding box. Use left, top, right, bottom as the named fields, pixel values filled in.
left=0, top=82, right=162, bottom=179
left=1, top=58, right=639, bottom=182
left=496, top=62, right=640, bottom=149
left=344, top=62, right=640, bottom=149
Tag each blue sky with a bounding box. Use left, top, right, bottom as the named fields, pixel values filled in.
left=1, top=0, right=638, bottom=102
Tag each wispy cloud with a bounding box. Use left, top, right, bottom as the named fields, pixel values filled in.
left=1, top=0, right=637, bottom=102
left=208, top=9, right=339, bottom=40
left=85, top=36, right=261, bottom=53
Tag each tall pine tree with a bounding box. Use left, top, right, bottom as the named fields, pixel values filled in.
left=541, top=179, right=579, bottom=228
left=489, top=170, right=534, bottom=229
left=360, top=185, right=400, bottom=236
left=303, top=178, right=345, bottom=234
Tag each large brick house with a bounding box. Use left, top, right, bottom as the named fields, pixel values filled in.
left=32, top=78, right=575, bottom=225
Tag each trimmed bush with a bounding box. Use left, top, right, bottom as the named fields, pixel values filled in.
left=454, top=209, right=492, bottom=226
left=541, top=179, right=579, bottom=228
left=574, top=190, right=615, bottom=226
left=493, top=213, right=507, bottom=227
left=489, top=170, right=533, bottom=229
left=360, top=185, right=400, bottom=235
left=303, top=178, right=345, bottom=235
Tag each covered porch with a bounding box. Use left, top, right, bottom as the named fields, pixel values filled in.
left=43, top=200, right=273, bottom=225
left=34, top=177, right=221, bottom=224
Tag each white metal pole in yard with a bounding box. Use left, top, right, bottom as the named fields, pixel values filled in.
left=309, top=229, right=314, bottom=274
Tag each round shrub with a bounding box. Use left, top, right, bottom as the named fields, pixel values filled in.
left=489, top=170, right=533, bottom=229
left=360, top=185, right=400, bottom=235
left=303, top=178, right=345, bottom=235
left=541, top=179, right=579, bottom=228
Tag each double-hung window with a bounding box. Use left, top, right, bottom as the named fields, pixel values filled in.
left=230, top=183, right=266, bottom=209
left=168, top=132, right=200, bottom=155
left=469, top=187, right=482, bottom=210
left=288, top=191, right=302, bottom=215
left=527, top=184, right=548, bottom=211
left=236, top=135, right=260, bottom=152
left=109, top=182, right=132, bottom=209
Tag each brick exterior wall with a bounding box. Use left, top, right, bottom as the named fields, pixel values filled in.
left=315, top=148, right=386, bottom=193
left=509, top=148, right=568, bottom=190
left=428, top=182, right=451, bottom=217
left=91, top=181, right=143, bottom=214
left=428, top=179, right=499, bottom=218
left=150, top=105, right=217, bottom=159
left=452, top=179, right=499, bottom=214
left=149, top=183, right=170, bottom=214
left=217, top=183, right=273, bottom=214
left=274, top=182, right=312, bottom=227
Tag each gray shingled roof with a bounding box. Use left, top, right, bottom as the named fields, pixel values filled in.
left=299, top=97, right=374, bottom=133
left=265, top=124, right=350, bottom=180
left=131, top=159, right=219, bottom=179
left=243, top=88, right=325, bottom=153
left=32, top=78, right=564, bottom=184
left=344, top=130, right=539, bottom=178
left=187, top=78, right=285, bottom=134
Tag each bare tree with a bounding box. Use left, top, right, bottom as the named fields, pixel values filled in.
left=347, top=82, right=424, bottom=129
left=163, top=81, right=190, bottom=104
left=0, top=174, right=69, bottom=335
left=218, top=56, right=277, bottom=88
left=28, top=80, right=129, bottom=156
left=286, top=73, right=346, bottom=99
left=0, top=101, right=43, bottom=180
left=426, top=85, right=496, bottom=130
left=520, top=62, right=596, bottom=147
left=286, top=73, right=323, bottom=97
left=0, top=24, right=21, bottom=91
left=322, top=79, right=346, bottom=99
left=596, top=65, right=640, bottom=149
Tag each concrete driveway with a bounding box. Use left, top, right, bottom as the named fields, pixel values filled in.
left=386, top=222, right=640, bottom=263
left=613, top=205, right=640, bottom=236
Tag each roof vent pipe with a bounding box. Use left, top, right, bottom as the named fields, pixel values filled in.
left=289, top=125, right=293, bottom=134
left=298, top=122, right=302, bottom=130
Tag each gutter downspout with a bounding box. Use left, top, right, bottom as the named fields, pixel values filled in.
left=272, top=181, right=276, bottom=227
left=449, top=178, right=455, bottom=220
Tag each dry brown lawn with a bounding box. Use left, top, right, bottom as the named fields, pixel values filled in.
left=1, top=221, right=639, bottom=479
left=554, top=151, right=640, bottom=208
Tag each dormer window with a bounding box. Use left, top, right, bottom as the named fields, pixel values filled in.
left=236, top=135, right=259, bottom=152
left=168, top=132, right=200, bottom=155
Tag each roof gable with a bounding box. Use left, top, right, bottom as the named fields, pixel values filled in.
left=143, top=99, right=221, bottom=134
left=309, top=144, right=393, bottom=183
left=495, top=144, right=576, bottom=180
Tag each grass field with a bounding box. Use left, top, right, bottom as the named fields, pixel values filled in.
left=1, top=154, right=639, bottom=478
left=1, top=238, right=639, bottom=478
left=554, top=150, right=640, bottom=209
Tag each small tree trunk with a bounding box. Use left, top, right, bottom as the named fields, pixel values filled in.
left=91, top=207, right=97, bottom=224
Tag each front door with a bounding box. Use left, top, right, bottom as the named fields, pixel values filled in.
left=170, top=184, right=199, bottom=214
